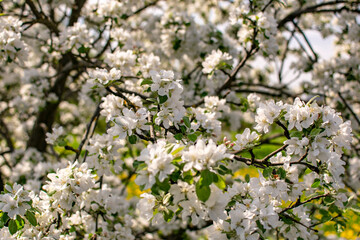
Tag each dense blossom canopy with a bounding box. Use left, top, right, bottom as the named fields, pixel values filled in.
left=0, top=0, right=359, bottom=239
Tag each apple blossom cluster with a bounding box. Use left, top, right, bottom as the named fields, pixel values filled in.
left=131, top=97, right=352, bottom=240
left=0, top=183, right=31, bottom=219
left=57, top=22, right=92, bottom=54
left=233, top=128, right=260, bottom=151
left=86, top=134, right=124, bottom=176
left=135, top=140, right=175, bottom=189
left=89, top=68, right=122, bottom=86
left=0, top=17, right=27, bottom=64
left=1, top=0, right=360, bottom=239
left=42, top=162, right=95, bottom=211
left=202, top=49, right=233, bottom=74
left=229, top=0, right=279, bottom=56
left=149, top=70, right=186, bottom=129
left=45, top=126, right=65, bottom=145
left=0, top=183, right=37, bottom=236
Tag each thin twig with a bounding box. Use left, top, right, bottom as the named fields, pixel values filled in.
left=276, top=120, right=291, bottom=139
left=74, top=103, right=102, bottom=162
left=338, top=92, right=360, bottom=126
left=281, top=193, right=329, bottom=214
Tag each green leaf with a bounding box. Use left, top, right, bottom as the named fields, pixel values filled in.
left=158, top=95, right=168, bottom=104
left=200, top=170, right=213, bottom=186
left=263, top=167, right=272, bottom=178
left=8, top=219, right=17, bottom=235
left=15, top=215, right=24, bottom=229
left=277, top=168, right=286, bottom=179
left=183, top=172, right=193, bottom=184
left=256, top=220, right=266, bottom=233
left=166, top=144, right=175, bottom=154
left=328, top=204, right=341, bottom=215
left=156, top=178, right=171, bottom=192
left=174, top=133, right=183, bottom=140
left=128, top=135, right=137, bottom=144
left=213, top=174, right=226, bottom=190
left=245, top=174, right=250, bottom=183
left=77, top=46, right=90, bottom=54
left=195, top=181, right=211, bottom=202
left=311, top=178, right=321, bottom=188
left=319, top=209, right=332, bottom=222
left=309, top=128, right=323, bottom=137
left=219, top=165, right=232, bottom=174
left=290, top=131, right=303, bottom=138
left=170, top=171, right=181, bottom=182
left=57, top=139, right=67, bottom=147
left=172, top=38, right=182, bottom=50
left=140, top=78, right=153, bottom=85
left=171, top=146, right=184, bottom=156
left=280, top=215, right=293, bottom=225
left=183, top=116, right=191, bottom=128
left=1, top=212, right=9, bottom=226
left=180, top=125, right=187, bottom=133
left=307, top=95, right=319, bottom=106
left=163, top=210, right=174, bottom=222
left=25, top=211, right=37, bottom=227
left=0, top=212, right=6, bottom=228
left=133, top=161, right=146, bottom=171
left=146, top=98, right=157, bottom=103
left=349, top=205, right=360, bottom=214
left=188, top=134, right=197, bottom=142
left=323, top=196, right=335, bottom=205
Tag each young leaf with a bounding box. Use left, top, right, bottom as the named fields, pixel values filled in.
left=8, top=219, right=17, bottom=235
left=195, top=181, right=211, bottom=202
left=158, top=95, right=168, bottom=104
left=128, top=135, right=137, bottom=144
left=200, top=170, right=213, bottom=186
left=174, top=133, right=183, bottom=140
left=171, top=146, right=184, bottom=156
left=277, top=168, right=286, bottom=179
left=183, top=116, right=191, bottom=128
left=140, top=78, right=153, bottom=85
left=163, top=210, right=174, bottom=222
left=290, top=131, right=303, bottom=138
left=263, top=167, right=272, bottom=178
left=213, top=174, right=226, bottom=190
left=311, top=178, right=321, bottom=188
left=25, top=211, right=37, bottom=227
left=188, top=134, right=197, bottom=142
left=245, top=174, right=250, bottom=183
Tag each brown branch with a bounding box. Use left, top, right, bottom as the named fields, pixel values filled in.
left=216, top=43, right=259, bottom=95
left=74, top=102, right=101, bottom=162
left=234, top=144, right=288, bottom=165
left=278, top=30, right=295, bottom=83
left=280, top=193, right=330, bottom=214
left=113, top=86, right=149, bottom=101
left=261, top=144, right=289, bottom=162
left=121, top=0, right=160, bottom=20
left=280, top=212, right=318, bottom=233
left=68, top=0, right=87, bottom=27
left=234, top=145, right=320, bottom=173
left=65, top=145, right=79, bottom=153
left=292, top=21, right=318, bottom=62
left=277, top=0, right=351, bottom=28
left=0, top=119, right=14, bottom=152
left=27, top=54, right=77, bottom=152
left=25, top=0, right=60, bottom=35
left=338, top=92, right=360, bottom=126
left=276, top=120, right=291, bottom=139
left=106, top=86, right=137, bottom=111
